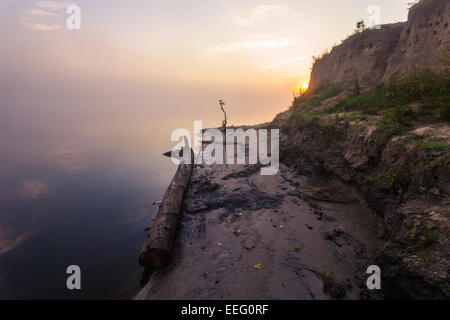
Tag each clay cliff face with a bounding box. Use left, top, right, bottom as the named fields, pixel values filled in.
left=384, top=0, right=450, bottom=79
left=308, top=0, right=450, bottom=94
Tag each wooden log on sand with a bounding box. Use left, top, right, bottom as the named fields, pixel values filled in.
left=139, top=153, right=194, bottom=269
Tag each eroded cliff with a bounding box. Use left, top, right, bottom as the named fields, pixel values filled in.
left=276, top=0, right=449, bottom=299
left=308, top=0, right=449, bottom=94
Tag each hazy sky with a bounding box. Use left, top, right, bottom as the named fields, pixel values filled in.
left=0, top=0, right=411, bottom=144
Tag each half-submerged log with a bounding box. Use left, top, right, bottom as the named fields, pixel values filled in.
left=163, top=149, right=183, bottom=159
left=139, top=157, right=193, bottom=269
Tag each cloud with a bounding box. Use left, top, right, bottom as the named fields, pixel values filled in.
left=22, top=20, right=62, bottom=31
left=20, top=14, right=61, bottom=31
left=36, top=1, right=72, bottom=10
left=227, top=4, right=295, bottom=27
left=0, top=227, right=28, bottom=256
left=29, top=8, right=57, bottom=16
left=18, top=180, right=49, bottom=199
left=20, top=1, right=73, bottom=31
left=206, top=37, right=295, bottom=54
left=261, top=55, right=311, bottom=70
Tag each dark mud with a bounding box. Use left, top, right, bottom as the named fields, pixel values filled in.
left=136, top=159, right=383, bottom=300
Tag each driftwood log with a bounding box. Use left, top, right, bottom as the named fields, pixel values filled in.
left=139, top=158, right=193, bottom=269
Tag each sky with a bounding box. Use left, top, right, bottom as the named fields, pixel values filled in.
left=0, top=0, right=411, bottom=137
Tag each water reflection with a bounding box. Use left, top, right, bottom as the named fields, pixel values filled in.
left=18, top=180, right=50, bottom=199
left=0, top=143, right=176, bottom=299
left=0, top=0, right=289, bottom=299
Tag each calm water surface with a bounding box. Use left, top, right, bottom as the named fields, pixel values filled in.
left=0, top=127, right=177, bottom=299
left=0, top=2, right=285, bottom=297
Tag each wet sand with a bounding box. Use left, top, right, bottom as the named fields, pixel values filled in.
left=136, top=144, right=383, bottom=299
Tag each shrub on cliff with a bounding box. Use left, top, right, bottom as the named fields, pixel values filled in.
left=326, top=68, right=450, bottom=125
left=285, top=68, right=449, bottom=136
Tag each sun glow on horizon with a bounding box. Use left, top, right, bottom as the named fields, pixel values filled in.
left=294, top=83, right=309, bottom=96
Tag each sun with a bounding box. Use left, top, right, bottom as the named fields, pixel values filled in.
left=294, top=83, right=309, bottom=97
left=295, top=83, right=308, bottom=91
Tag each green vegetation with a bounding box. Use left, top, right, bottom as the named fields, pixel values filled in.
left=411, top=220, right=420, bottom=239
left=411, top=134, right=426, bottom=141
left=378, top=105, right=416, bottom=136
left=286, top=68, right=449, bottom=137
left=327, top=85, right=386, bottom=115
left=328, top=69, right=448, bottom=116
left=289, top=110, right=320, bottom=127
left=422, top=228, right=436, bottom=248
left=327, top=69, right=449, bottom=135
left=418, top=227, right=436, bottom=261
left=295, top=85, right=342, bottom=109
left=347, top=111, right=368, bottom=122
left=322, top=272, right=335, bottom=289
left=322, top=121, right=333, bottom=129
left=386, top=170, right=398, bottom=188
left=411, top=221, right=436, bottom=251
left=289, top=86, right=342, bottom=127
left=412, top=134, right=447, bottom=151
left=417, top=140, right=447, bottom=152
left=321, top=272, right=346, bottom=299
left=419, top=248, right=427, bottom=261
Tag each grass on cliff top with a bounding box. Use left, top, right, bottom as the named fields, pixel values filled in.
left=412, top=134, right=447, bottom=151
left=295, top=86, right=342, bottom=110
left=287, top=68, right=450, bottom=136
left=288, top=86, right=342, bottom=126
left=327, top=69, right=450, bottom=119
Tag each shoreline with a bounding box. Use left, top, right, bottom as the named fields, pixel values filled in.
left=136, top=130, right=384, bottom=300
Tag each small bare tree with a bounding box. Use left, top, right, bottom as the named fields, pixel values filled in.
left=219, top=99, right=227, bottom=132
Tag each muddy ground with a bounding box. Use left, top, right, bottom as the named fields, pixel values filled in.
left=136, top=151, right=384, bottom=300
